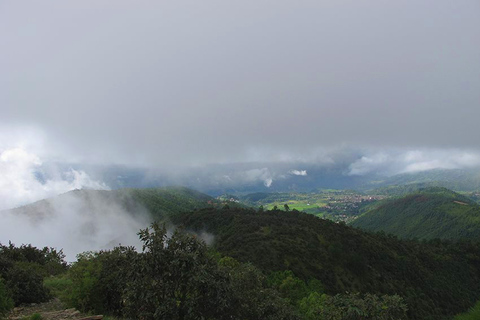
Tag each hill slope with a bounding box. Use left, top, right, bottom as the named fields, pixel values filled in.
left=1, top=187, right=217, bottom=259
left=351, top=188, right=480, bottom=240
left=364, top=168, right=480, bottom=192
left=170, top=207, right=480, bottom=320
left=7, top=186, right=216, bottom=220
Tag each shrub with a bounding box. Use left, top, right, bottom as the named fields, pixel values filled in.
left=0, top=278, right=13, bottom=318
left=5, top=262, right=50, bottom=305
left=454, top=300, right=480, bottom=320
left=66, top=247, right=136, bottom=316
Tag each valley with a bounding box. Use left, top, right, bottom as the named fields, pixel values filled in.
left=231, top=190, right=387, bottom=223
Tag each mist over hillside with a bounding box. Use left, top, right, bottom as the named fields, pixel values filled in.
left=0, top=187, right=216, bottom=260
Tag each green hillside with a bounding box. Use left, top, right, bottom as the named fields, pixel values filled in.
left=170, top=206, right=480, bottom=320
left=6, top=186, right=218, bottom=221
left=351, top=187, right=480, bottom=240
left=365, top=168, right=480, bottom=192
left=121, top=186, right=216, bottom=219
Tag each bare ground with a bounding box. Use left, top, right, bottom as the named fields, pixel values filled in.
left=8, top=299, right=103, bottom=320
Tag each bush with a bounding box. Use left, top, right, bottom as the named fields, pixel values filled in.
left=66, top=247, right=136, bottom=316
left=5, top=262, right=50, bottom=305
left=0, top=278, right=13, bottom=318
left=43, top=275, right=73, bottom=304
left=123, top=223, right=299, bottom=320
left=0, top=242, right=68, bottom=306
left=454, top=300, right=480, bottom=320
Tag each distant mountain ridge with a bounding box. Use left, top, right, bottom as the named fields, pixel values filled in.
left=351, top=187, right=480, bottom=240
left=5, top=186, right=216, bottom=221
left=363, top=168, right=480, bottom=192
left=53, top=162, right=480, bottom=195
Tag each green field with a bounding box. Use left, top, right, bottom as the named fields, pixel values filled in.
left=235, top=190, right=386, bottom=221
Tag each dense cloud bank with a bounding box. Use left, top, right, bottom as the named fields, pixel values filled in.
left=1, top=1, right=479, bottom=166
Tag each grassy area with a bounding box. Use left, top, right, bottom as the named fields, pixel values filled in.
left=239, top=191, right=386, bottom=222
left=43, top=275, right=72, bottom=305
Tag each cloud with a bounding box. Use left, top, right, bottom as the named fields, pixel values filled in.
left=0, top=1, right=479, bottom=166
left=0, top=147, right=108, bottom=211
left=289, top=170, right=307, bottom=176
left=0, top=190, right=150, bottom=261
left=348, top=149, right=480, bottom=176
left=243, top=168, right=274, bottom=187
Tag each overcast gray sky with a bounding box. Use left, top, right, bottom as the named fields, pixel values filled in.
left=1, top=1, right=479, bottom=170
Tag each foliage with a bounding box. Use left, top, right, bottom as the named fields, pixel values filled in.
left=352, top=188, right=480, bottom=240
left=123, top=187, right=217, bottom=220
left=454, top=300, right=480, bottom=320
left=318, top=293, right=408, bottom=320
left=124, top=223, right=298, bottom=320
left=170, top=207, right=480, bottom=319
left=43, top=275, right=72, bottom=304
left=0, top=278, right=13, bottom=318
left=66, top=246, right=136, bottom=316
left=28, top=314, right=43, bottom=320
left=217, top=258, right=299, bottom=320
left=0, top=242, right=67, bottom=306
left=62, top=224, right=298, bottom=319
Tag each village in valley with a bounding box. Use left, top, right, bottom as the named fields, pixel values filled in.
left=219, top=190, right=388, bottom=223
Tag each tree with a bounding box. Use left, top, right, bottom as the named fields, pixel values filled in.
left=123, top=223, right=299, bottom=320
left=284, top=204, right=290, bottom=211
left=123, top=223, right=233, bottom=320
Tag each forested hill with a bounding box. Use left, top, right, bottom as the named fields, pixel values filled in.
left=351, top=187, right=480, bottom=240
left=6, top=186, right=217, bottom=221
left=170, top=207, right=480, bottom=320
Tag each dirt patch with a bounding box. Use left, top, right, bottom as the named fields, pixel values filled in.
left=8, top=299, right=103, bottom=320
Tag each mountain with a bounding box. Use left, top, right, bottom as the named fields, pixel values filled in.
left=364, top=168, right=480, bottom=192
left=170, top=206, right=480, bottom=320
left=6, top=186, right=216, bottom=221
left=55, top=162, right=480, bottom=195
left=351, top=187, right=480, bottom=240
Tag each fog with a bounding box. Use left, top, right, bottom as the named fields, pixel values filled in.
left=0, top=189, right=151, bottom=261
left=1, top=1, right=479, bottom=167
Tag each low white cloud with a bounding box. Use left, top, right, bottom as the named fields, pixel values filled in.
left=289, top=169, right=307, bottom=176
left=0, top=147, right=108, bottom=211
left=348, top=149, right=480, bottom=176
left=0, top=190, right=150, bottom=261
left=242, top=168, right=274, bottom=187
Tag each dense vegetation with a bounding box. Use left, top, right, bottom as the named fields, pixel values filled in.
left=352, top=188, right=480, bottom=240
left=5, top=186, right=480, bottom=319
left=123, top=186, right=218, bottom=220
left=170, top=206, right=480, bottom=319
left=44, top=223, right=407, bottom=320
left=0, top=242, right=67, bottom=313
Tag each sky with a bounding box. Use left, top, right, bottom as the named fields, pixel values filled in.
left=1, top=0, right=480, bottom=209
